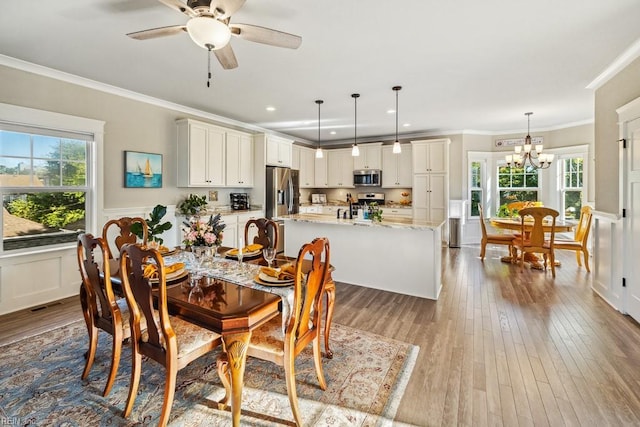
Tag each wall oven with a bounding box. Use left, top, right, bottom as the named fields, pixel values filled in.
left=353, top=169, right=381, bottom=187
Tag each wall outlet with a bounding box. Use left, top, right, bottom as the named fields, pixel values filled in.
left=209, top=190, right=218, bottom=201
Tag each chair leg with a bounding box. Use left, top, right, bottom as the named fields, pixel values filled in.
left=123, top=349, right=142, bottom=418
left=480, top=242, right=486, bottom=260
left=283, top=350, right=303, bottom=426
left=313, top=336, right=327, bottom=390
left=583, top=249, right=591, bottom=272
left=550, top=252, right=556, bottom=278
left=103, top=328, right=123, bottom=396
left=216, top=353, right=231, bottom=410
left=323, top=279, right=335, bottom=359
left=158, top=365, right=178, bottom=427
left=575, top=250, right=582, bottom=267
left=82, top=324, right=98, bottom=380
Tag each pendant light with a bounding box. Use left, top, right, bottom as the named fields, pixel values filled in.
left=392, top=86, right=402, bottom=154
left=505, top=112, right=554, bottom=169
left=315, top=99, right=324, bottom=158
left=351, top=93, right=360, bottom=157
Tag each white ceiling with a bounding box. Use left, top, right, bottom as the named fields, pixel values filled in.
left=2, top=0, right=640, bottom=145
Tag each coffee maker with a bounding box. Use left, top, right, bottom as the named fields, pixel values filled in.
left=230, top=193, right=249, bottom=210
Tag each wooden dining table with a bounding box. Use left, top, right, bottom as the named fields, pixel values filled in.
left=489, top=217, right=575, bottom=268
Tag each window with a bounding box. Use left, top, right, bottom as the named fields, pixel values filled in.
left=1, top=127, right=91, bottom=251
left=561, top=157, right=583, bottom=220
left=469, top=160, right=482, bottom=217
left=497, top=164, right=539, bottom=211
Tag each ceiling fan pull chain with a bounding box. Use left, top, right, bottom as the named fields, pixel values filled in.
left=207, top=46, right=212, bottom=88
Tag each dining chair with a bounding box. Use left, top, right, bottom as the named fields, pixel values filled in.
left=512, top=207, right=560, bottom=277
left=119, top=243, right=223, bottom=427
left=479, top=205, right=515, bottom=261
left=102, top=216, right=148, bottom=259
left=554, top=205, right=593, bottom=272
left=221, top=237, right=330, bottom=426
left=244, top=217, right=279, bottom=249
left=77, top=233, right=130, bottom=397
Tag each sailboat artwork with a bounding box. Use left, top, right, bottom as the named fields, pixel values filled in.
left=125, top=151, right=163, bottom=188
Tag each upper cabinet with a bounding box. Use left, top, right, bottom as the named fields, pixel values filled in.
left=257, top=134, right=293, bottom=167
left=381, top=144, right=412, bottom=188
left=177, top=119, right=226, bottom=187
left=226, top=130, right=254, bottom=187
left=314, top=154, right=329, bottom=188
left=353, top=143, right=382, bottom=170
left=298, top=146, right=316, bottom=188
left=412, top=138, right=448, bottom=174
left=327, top=148, right=354, bottom=188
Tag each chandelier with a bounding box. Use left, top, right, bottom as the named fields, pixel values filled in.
left=505, top=112, right=554, bottom=169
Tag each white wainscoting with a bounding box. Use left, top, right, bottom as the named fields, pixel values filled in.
left=591, top=211, right=624, bottom=311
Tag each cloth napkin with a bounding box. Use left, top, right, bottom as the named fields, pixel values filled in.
left=227, top=243, right=263, bottom=256
left=143, top=262, right=185, bottom=279
left=260, top=264, right=295, bottom=281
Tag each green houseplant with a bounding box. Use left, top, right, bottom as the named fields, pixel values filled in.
left=177, top=194, right=208, bottom=216
left=131, top=204, right=173, bottom=245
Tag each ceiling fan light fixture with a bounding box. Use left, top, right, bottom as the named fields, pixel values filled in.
left=186, top=17, right=231, bottom=50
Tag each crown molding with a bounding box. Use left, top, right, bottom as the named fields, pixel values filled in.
left=587, top=36, right=640, bottom=90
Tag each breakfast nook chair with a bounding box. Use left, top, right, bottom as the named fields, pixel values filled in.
left=221, top=237, right=330, bottom=426
left=244, top=217, right=279, bottom=250
left=479, top=205, right=515, bottom=261
left=512, top=207, right=559, bottom=277
left=102, top=216, right=148, bottom=259
left=77, top=233, right=130, bottom=397
left=119, top=243, right=223, bottom=427
left=554, top=205, right=593, bottom=272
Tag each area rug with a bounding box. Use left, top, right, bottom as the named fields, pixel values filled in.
left=0, top=320, right=419, bottom=426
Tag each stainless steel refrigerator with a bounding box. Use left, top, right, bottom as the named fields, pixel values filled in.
left=265, top=166, right=300, bottom=253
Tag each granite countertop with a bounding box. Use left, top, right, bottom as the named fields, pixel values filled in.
left=277, top=213, right=444, bottom=230
left=178, top=206, right=264, bottom=216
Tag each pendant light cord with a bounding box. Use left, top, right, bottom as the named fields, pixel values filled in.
left=207, top=45, right=213, bottom=88
left=352, top=93, right=360, bottom=146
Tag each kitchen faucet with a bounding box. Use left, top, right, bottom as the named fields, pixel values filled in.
left=336, top=208, right=342, bottom=219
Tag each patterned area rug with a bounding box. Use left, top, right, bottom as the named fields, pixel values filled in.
left=0, top=320, right=419, bottom=426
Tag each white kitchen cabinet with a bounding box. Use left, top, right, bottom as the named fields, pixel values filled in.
left=380, top=207, right=413, bottom=219
left=413, top=174, right=447, bottom=223
left=177, top=119, right=226, bottom=187
left=259, top=134, right=293, bottom=167
left=291, top=145, right=301, bottom=170
left=353, top=143, right=382, bottom=170
left=226, top=130, right=254, bottom=187
left=314, top=154, right=328, bottom=188
left=381, top=144, right=412, bottom=187
left=412, top=139, right=448, bottom=174
left=298, top=146, right=316, bottom=188
left=327, top=148, right=354, bottom=188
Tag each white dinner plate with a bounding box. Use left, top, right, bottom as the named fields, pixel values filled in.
left=257, top=272, right=295, bottom=285
left=254, top=274, right=294, bottom=287
left=148, top=268, right=187, bottom=284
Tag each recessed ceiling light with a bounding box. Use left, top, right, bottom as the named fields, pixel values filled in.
left=403, top=123, right=411, bottom=127
left=266, top=106, right=276, bottom=112
left=387, top=109, right=395, bottom=114
left=330, top=131, right=336, bottom=135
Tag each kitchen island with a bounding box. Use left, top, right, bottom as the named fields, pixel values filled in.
left=279, top=214, right=445, bottom=300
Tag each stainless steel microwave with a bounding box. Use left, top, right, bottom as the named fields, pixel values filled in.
left=353, top=169, right=381, bottom=187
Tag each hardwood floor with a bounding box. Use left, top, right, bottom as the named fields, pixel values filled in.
left=3, top=244, right=640, bottom=426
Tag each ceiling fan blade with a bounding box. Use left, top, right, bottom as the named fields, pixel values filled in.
left=209, top=0, right=246, bottom=19
left=157, top=0, right=197, bottom=18
left=230, top=23, right=302, bottom=49
left=214, top=43, right=238, bottom=69
left=127, top=25, right=187, bottom=40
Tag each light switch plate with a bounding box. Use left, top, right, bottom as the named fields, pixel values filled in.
left=209, top=190, right=218, bottom=201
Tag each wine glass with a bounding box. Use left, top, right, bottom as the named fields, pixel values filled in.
left=263, top=247, right=276, bottom=268
left=237, top=237, right=244, bottom=272
left=188, top=271, right=204, bottom=303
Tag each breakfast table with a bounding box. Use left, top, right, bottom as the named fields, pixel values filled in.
left=489, top=217, right=575, bottom=268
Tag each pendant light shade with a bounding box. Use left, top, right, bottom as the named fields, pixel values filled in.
left=351, top=93, right=360, bottom=157
left=392, top=86, right=402, bottom=154
left=315, top=99, right=324, bottom=159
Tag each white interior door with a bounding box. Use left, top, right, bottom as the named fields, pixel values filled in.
left=624, top=117, right=640, bottom=321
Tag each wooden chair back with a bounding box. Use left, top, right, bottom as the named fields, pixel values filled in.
left=119, top=243, right=222, bottom=426
left=77, top=233, right=126, bottom=396
left=574, top=206, right=593, bottom=244
left=244, top=218, right=279, bottom=249
left=519, top=207, right=559, bottom=248
left=479, top=205, right=489, bottom=238
left=102, top=216, right=148, bottom=259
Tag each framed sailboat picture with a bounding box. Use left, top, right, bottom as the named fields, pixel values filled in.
left=124, top=151, right=163, bottom=188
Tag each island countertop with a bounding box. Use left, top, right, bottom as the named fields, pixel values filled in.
left=277, top=213, right=445, bottom=230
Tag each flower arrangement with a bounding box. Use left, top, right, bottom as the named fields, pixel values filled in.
left=182, top=213, right=225, bottom=247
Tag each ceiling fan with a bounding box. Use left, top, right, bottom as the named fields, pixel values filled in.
left=126, top=0, right=302, bottom=71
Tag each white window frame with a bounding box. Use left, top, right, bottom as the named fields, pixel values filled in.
left=0, top=103, right=104, bottom=256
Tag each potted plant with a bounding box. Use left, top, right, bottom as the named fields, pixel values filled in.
left=177, top=194, right=208, bottom=216
left=131, top=204, right=173, bottom=245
